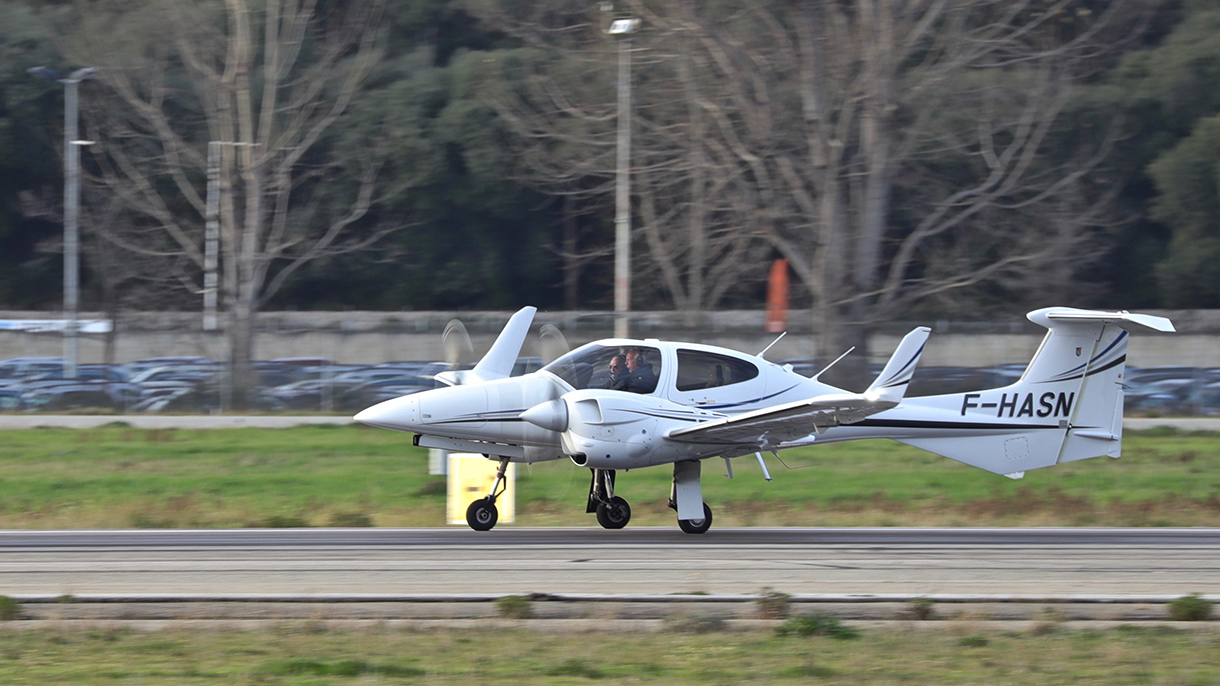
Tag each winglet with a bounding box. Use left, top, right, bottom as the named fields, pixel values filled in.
left=864, top=326, right=931, bottom=405
left=436, top=306, right=536, bottom=386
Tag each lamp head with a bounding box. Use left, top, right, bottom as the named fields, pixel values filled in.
left=607, top=18, right=639, bottom=35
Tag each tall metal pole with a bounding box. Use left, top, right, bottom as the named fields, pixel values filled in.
left=612, top=22, right=637, bottom=339
left=204, top=142, right=220, bottom=332
left=28, top=66, right=95, bottom=378
left=63, top=79, right=81, bottom=379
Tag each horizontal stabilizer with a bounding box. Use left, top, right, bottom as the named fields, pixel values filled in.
left=1040, top=308, right=1175, bottom=333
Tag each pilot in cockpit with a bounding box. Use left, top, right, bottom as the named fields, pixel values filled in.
left=621, top=347, right=658, bottom=394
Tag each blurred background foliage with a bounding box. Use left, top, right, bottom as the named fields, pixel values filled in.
left=0, top=0, right=1218, bottom=316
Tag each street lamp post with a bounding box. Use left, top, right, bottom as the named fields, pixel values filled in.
left=28, top=66, right=97, bottom=379
left=608, top=17, right=638, bottom=339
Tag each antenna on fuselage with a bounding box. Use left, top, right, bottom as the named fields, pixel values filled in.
left=810, top=347, right=856, bottom=381
left=757, top=331, right=787, bottom=359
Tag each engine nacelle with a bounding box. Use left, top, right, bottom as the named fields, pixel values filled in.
left=555, top=390, right=720, bottom=469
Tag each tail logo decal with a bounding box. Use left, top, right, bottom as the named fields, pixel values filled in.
left=1039, top=331, right=1128, bottom=384
left=962, top=391, right=1074, bottom=418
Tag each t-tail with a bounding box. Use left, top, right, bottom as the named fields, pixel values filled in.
left=893, top=308, right=1174, bottom=479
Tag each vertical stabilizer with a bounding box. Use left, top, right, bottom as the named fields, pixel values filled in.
left=436, top=307, right=536, bottom=386
left=865, top=326, right=931, bottom=405
left=1022, top=308, right=1170, bottom=464
left=898, top=307, right=1173, bottom=475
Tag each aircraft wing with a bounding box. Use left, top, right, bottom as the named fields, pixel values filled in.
left=664, top=392, right=888, bottom=447
left=665, top=325, right=931, bottom=449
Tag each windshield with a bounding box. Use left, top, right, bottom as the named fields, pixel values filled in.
left=541, top=343, right=661, bottom=393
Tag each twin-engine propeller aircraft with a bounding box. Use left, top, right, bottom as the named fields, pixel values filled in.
left=355, top=306, right=1174, bottom=533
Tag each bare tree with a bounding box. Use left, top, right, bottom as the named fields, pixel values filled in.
left=655, top=0, right=1141, bottom=380
left=468, top=0, right=772, bottom=316
left=471, top=0, right=1140, bottom=383
left=72, top=0, right=396, bottom=404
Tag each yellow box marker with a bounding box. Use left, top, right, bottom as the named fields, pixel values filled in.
left=447, top=453, right=514, bottom=525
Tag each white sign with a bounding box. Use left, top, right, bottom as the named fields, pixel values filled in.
left=0, top=320, right=112, bottom=334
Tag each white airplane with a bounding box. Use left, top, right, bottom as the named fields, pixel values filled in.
left=355, top=306, right=1174, bottom=533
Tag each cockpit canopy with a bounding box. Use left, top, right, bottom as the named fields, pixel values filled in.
left=541, top=343, right=661, bottom=393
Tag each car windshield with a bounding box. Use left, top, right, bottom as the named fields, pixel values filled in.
left=541, top=343, right=661, bottom=393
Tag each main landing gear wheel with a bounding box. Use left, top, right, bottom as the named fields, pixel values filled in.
left=595, top=496, right=632, bottom=529
left=677, top=502, right=713, bottom=534
left=466, top=497, right=499, bottom=531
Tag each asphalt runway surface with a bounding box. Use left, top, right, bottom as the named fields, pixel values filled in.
left=2, top=527, right=1218, bottom=597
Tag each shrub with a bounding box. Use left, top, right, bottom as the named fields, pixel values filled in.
left=327, top=512, right=373, bottom=528
left=261, top=515, right=310, bottom=528
left=0, top=596, right=21, bottom=621
left=495, top=595, right=533, bottom=619
left=901, top=597, right=937, bottom=621
left=1168, top=593, right=1213, bottom=621
left=776, top=614, right=860, bottom=640
left=756, top=587, right=791, bottom=619
left=664, top=613, right=727, bottom=634
left=545, top=659, right=605, bottom=679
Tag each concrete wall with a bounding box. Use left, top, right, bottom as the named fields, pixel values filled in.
left=0, top=308, right=1209, bottom=367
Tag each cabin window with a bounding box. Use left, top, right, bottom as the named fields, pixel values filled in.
left=674, top=350, right=759, bottom=392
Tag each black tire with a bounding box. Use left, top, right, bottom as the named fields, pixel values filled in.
left=677, top=502, right=713, bottom=534
left=595, top=496, right=632, bottom=530
left=466, top=498, right=498, bottom=531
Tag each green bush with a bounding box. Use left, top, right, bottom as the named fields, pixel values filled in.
left=545, top=659, right=605, bottom=679
left=776, top=614, right=860, bottom=640
left=664, top=613, right=727, bottom=634
left=0, top=595, right=21, bottom=621
left=495, top=595, right=534, bottom=619
left=1168, top=593, right=1213, bottom=621
left=260, top=515, right=310, bottom=528
left=327, top=512, right=373, bottom=527
left=901, top=597, right=937, bottom=620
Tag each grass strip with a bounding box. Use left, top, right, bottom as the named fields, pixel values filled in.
left=0, top=625, right=1215, bottom=684
left=0, top=425, right=1218, bottom=528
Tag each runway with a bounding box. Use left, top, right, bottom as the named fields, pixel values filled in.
left=2, top=528, right=1218, bottom=598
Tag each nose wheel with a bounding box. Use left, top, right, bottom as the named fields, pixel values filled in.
left=465, top=457, right=510, bottom=531
left=587, top=469, right=632, bottom=529
left=466, top=497, right=498, bottom=531
left=595, top=496, right=632, bottom=529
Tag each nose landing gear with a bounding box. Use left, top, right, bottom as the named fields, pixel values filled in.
left=465, top=457, right=511, bottom=531
left=588, top=468, right=632, bottom=529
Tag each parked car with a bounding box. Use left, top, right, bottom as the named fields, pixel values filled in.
left=0, top=357, right=64, bottom=384
left=20, top=382, right=121, bottom=412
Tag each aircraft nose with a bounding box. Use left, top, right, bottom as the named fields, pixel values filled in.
left=354, top=394, right=421, bottom=432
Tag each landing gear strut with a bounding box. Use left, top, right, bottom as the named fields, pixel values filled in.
left=465, top=457, right=510, bottom=531
left=587, top=468, right=632, bottom=529
left=672, top=460, right=713, bottom=534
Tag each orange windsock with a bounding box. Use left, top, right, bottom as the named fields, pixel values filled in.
left=765, top=258, right=789, bottom=333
